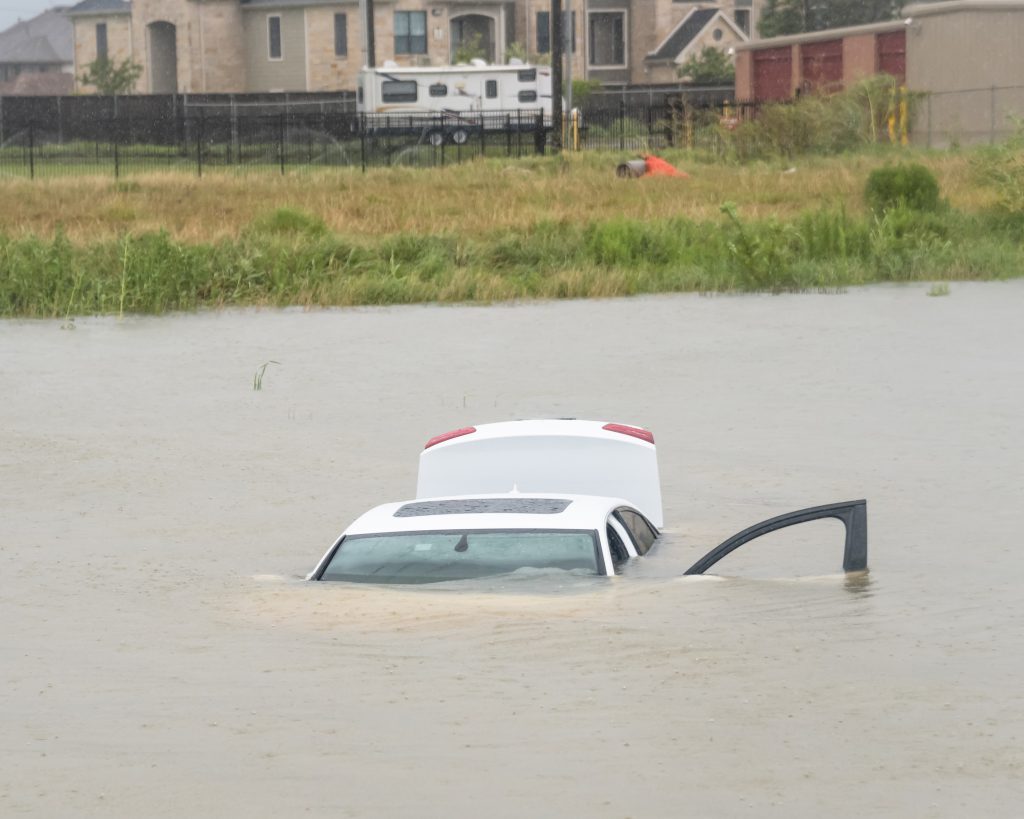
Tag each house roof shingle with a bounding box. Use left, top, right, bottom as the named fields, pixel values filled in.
left=65, top=0, right=131, bottom=16
left=647, top=8, right=719, bottom=62
left=0, top=7, right=73, bottom=65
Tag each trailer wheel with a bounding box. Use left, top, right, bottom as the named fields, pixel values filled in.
left=427, top=131, right=445, bottom=147
left=452, top=129, right=469, bottom=145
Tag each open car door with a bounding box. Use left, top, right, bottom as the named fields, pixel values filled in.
left=684, top=500, right=868, bottom=576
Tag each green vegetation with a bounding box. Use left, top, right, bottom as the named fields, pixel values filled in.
left=972, top=128, right=1024, bottom=213
left=571, top=79, right=603, bottom=107
left=79, top=57, right=143, bottom=95
left=678, top=47, right=735, bottom=85
left=759, top=0, right=900, bottom=37
left=1, top=199, right=1020, bottom=317
left=724, top=76, right=912, bottom=161
left=865, top=163, right=941, bottom=214
left=453, top=32, right=487, bottom=64
left=1, top=129, right=1022, bottom=317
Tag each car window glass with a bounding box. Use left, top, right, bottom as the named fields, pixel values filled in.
left=615, top=509, right=657, bottom=555
left=606, top=524, right=628, bottom=564
left=320, top=530, right=599, bottom=583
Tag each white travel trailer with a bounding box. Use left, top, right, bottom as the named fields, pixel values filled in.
left=357, top=60, right=552, bottom=144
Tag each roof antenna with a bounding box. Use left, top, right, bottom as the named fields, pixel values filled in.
left=510, top=483, right=520, bottom=494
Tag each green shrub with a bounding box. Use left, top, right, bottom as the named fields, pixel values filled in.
left=722, top=74, right=915, bottom=162
left=250, top=207, right=327, bottom=237
left=865, top=163, right=940, bottom=215
left=972, top=126, right=1024, bottom=213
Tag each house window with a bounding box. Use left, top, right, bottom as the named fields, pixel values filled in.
left=395, top=11, right=427, bottom=55
left=518, top=90, right=537, bottom=103
left=334, top=13, right=347, bottom=57
left=589, top=11, right=625, bottom=67
left=268, top=16, right=282, bottom=60
left=734, top=9, right=750, bottom=35
left=536, top=11, right=550, bottom=54
left=536, top=10, right=577, bottom=55
left=96, top=22, right=108, bottom=61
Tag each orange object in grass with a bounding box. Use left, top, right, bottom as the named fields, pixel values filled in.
left=642, top=155, right=688, bottom=178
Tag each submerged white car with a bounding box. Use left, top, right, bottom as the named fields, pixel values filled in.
left=309, top=493, right=658, bottom=583
left=309, top=419, right=868, bottom=584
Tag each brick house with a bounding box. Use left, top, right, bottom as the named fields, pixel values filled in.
left=67, top=0, right=764, bottom=94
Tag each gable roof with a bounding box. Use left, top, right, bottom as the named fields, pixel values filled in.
left=646, top=7, right=747, bottom=63
left=239, top=0, right=353, bottom=7
left=0, top=8, right=73, bottom=65
left=65, top=0, right=131, bottom=16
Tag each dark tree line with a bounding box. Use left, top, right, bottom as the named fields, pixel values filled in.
left=758, top=0, right=905, bottom=37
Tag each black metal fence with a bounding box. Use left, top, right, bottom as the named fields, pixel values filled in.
left=0, top=96, right=751, bottom=178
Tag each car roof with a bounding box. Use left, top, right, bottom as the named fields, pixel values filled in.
left=343, top=492, right=635, bottom=536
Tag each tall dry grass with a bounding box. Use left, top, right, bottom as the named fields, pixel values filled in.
left=0, top=150, right=995, bottom=243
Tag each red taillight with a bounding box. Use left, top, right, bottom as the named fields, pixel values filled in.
left=424, top=426, right=476, bottom=450
left=602, top=422, right=655, bottom=444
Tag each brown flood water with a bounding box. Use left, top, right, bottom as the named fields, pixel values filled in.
left=2, top=283, right=1023, bottom=817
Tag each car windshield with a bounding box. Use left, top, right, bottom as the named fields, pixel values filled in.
left=318, top=529, right=600, bottom=584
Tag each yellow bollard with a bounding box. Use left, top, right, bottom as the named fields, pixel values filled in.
left=899, top=86, right=909, bottom=146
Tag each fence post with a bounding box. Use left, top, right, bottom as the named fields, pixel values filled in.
left=990, top=85, right=996, bottom=145
left=926, top=94, right=932, bottom=149
left=28, top=121, right=35, bottom=180
left=437, top=112, right=444, bottom=167
left=506, top=114, right=512, bottom=156
left=196, top=111, right=204, bottom=178
left=619, top=99, right=626, bottom=151
left=279, top=113, right=286, bottom=175
left=113, top=127, right=120, bottom=180
left=360, top=113, right=367, bottom=173
left=231, top=97, right=239, bottom=165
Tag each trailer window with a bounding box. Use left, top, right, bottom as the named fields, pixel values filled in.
left=518, top=69, right=536, bottom=83
left=485, top=80, right=498, bottom=99
left=382, top=80, right=418, bottom=103
left=518, top=90, right=537, bottom=103
left=429, top=83, right=448, bottom=97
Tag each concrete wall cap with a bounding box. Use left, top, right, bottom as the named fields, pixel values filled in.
left=733, top=19, right=905, bottom=52
left=904, top=0, right=1024, bottom=15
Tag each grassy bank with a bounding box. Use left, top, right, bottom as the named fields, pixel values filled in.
left=1, top=149, right=1021, bottom=317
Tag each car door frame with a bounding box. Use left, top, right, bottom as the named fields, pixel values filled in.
left=683, top=499, right=868, bottom=576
